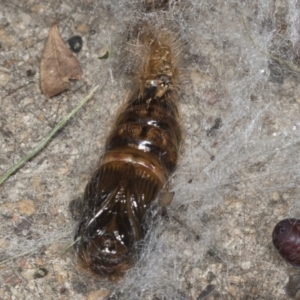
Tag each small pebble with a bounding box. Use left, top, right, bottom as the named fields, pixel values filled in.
left=26, top=69, right=36, bottom=77
left=98, top=48, right=109, bottom=59
left=33, top=268, right=48, bottom=279
left=207, top=271, right=215, bottom=282
left=18, top=199, right=35, bottom=216
left=0, top=71, right=10, bottom=86
left=69, top=197, right=83, bottom=220
left=272, top=192, right=280, bottom=201
left=77, top=23, right=89, bottom=34
left=87, top=289, right=110, bottom=300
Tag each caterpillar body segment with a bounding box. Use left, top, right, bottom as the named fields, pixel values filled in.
left=75, top=22, right=183, bottom=278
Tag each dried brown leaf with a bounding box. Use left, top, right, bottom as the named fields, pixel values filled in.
left=40, top=23, right=82, bottom=98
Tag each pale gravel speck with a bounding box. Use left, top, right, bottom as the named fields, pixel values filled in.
left=241, top=261, right=252, bottom=270
left=272, top=192, right=281, bottom=201
left=21, top=269, right=36, bottom=281
left=0, top=72, right=10, bottom=86
left=17, top=199, right=35, bottom=216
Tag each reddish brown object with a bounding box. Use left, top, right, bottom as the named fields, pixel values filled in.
left=272, top=218, right=300, bottom=266
left=40, top=23, right=82, bottom=98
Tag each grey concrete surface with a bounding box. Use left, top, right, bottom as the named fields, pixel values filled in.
left=1, top=0, right=300, bottom=299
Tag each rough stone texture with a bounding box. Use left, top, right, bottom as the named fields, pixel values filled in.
left=1, top=0, right=300, bottom=299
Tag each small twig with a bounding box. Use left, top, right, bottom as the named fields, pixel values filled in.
left=0, top=85, right=99, bottom=186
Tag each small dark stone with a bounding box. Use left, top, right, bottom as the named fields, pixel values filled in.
left=206, top=118, right=222, bottom=137
left=90, top=29, right=96, bottom=35
left=26, top=69, right=36, bottom=77
left=33, top=267, right=48, bottom=279
left=197, top=285, right=215, bottom=300
left=98, top=50, right=109, bottom=59
left=250, top=94, right=258, bottom=102
left=59, top=286, right=68, bottom=294
left=207, top=247, right=221, bottom=261
left=14, top=218, right=32, bottom=238
left=207, top=271, right=216, bottom=282
left=67, top=36, right=83, bottom=53
left=1, top=129, right=13, bottom=138
left=69, top=197, right=83, bottom=220
left=161, top=207, right=169, bottom=220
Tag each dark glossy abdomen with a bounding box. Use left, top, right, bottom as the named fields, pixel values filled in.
left=75, top=79, right=181, bottom=277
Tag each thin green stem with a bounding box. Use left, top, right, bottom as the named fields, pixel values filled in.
left=0, top=85, right=99, bottom=186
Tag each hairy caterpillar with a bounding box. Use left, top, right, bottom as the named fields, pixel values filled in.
left=74, top=9, right=183, bottom=278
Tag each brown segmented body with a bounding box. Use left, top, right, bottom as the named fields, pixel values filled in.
left=74, top=24, right=182, bottom=278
